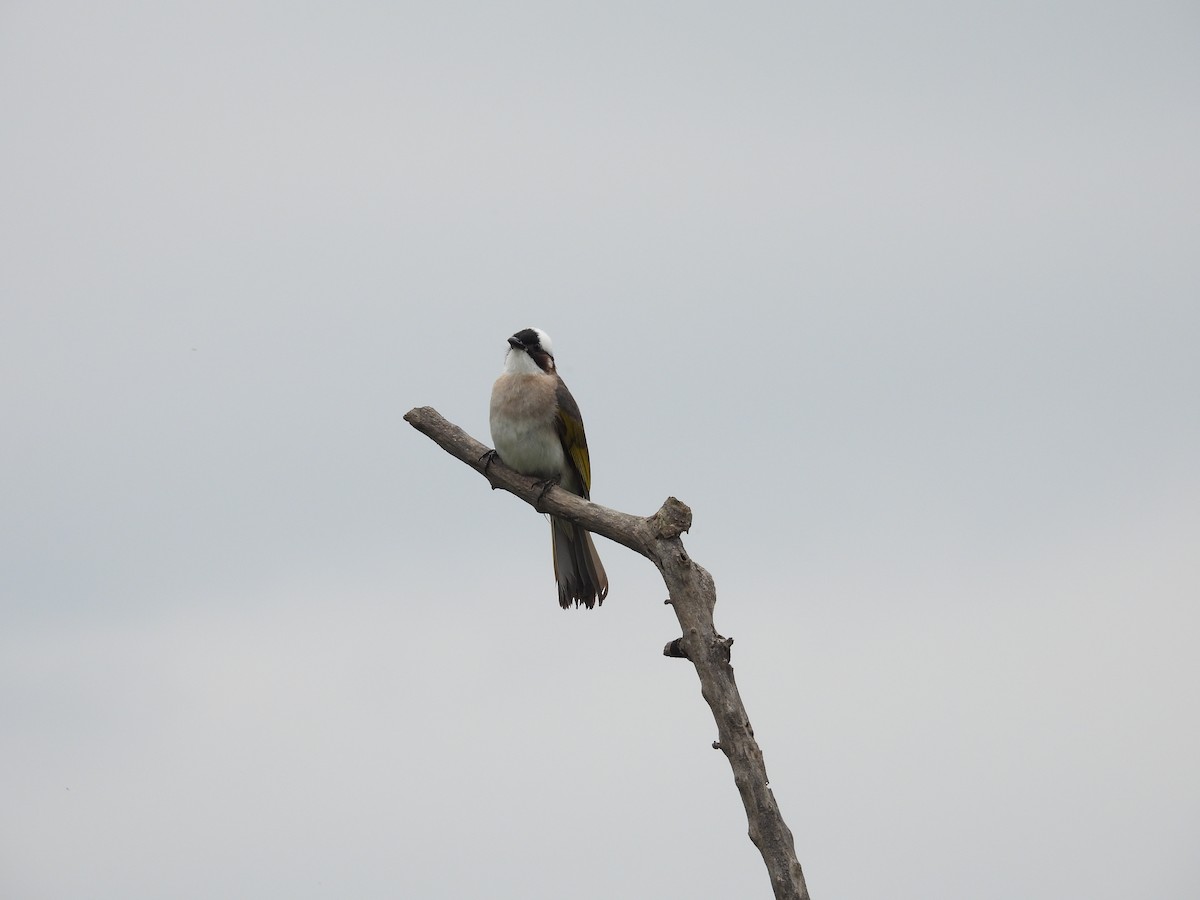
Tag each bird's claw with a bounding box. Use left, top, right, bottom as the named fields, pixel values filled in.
left=533, top=475, right=560, bottom=509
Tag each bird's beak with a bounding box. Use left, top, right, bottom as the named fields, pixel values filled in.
left=507, top=336, right=524, bottom=351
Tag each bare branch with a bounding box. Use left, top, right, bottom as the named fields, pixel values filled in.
left=404, top=406, right=810, bottom=900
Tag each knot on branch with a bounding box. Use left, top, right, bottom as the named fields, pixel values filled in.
left=663, top=637, right=690, bottom=660
left=664, top=633, right=734, bottom=663
left=648, top=496, right=692, bottom=540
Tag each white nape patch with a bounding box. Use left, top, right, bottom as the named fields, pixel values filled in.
left=531, top=327, right=554, bottom=358
left=503, top=347, right=544, bottom=375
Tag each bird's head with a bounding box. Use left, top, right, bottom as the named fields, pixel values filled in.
left=504, top=327, right=556, bottom=374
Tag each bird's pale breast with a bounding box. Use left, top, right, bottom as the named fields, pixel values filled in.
left=489, top=372, right=565, bottom=479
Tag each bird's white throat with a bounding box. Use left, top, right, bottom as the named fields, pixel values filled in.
left=503, top=348, right=544, bottom=376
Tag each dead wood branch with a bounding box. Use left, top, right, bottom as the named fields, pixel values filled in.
left=404, top=406, right=809, bottom=900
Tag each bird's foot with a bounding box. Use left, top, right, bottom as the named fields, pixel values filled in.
left=479, top=449, right=502, bottom=489
left=533, top=475, right=560, bottom=509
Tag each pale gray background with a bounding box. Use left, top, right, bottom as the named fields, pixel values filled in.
left=2, top=2, right=1197, bottom=898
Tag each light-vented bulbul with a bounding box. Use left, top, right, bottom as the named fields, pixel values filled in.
left=489, top=327, right=608, bottom=609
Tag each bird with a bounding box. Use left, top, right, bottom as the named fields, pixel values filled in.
left=489, top=327, right=608, bottom=609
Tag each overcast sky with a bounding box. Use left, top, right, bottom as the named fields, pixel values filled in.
left=2, top=2, right=1198, bottom=898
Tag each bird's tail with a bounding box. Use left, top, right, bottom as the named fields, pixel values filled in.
left=550, top=516, right=608, bottom=609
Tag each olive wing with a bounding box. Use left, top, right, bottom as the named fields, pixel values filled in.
left=554, top=376, right=592, bottom=499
